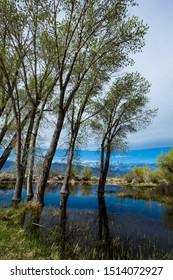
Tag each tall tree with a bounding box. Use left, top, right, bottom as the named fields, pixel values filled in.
left=91, top=72, right=157, bottom=192
left=34, top=0, right=148, bottom=205
left=0, top=0, right=59, bottom=202
left=60, top=67, right=108, bottom=194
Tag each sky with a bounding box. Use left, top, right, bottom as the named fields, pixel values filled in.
left=44, top=0, right=173, bottom=151
left=125, top=0, right=173, bottom=149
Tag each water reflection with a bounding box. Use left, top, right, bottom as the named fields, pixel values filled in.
left=80, top=184, right=92, bottom=196
left=162, top=208, right=173, bottom=231
left=98, top=194, right=111, bottom=258
left=60, top=193, right=68, bottom=230
left=1, top=183, right=173, bottom=257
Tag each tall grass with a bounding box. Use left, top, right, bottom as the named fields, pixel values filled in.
left=0, top=205, right=173, bottom=260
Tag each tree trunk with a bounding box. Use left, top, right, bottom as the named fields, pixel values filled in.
left=0, top=135, right=16, bottom=170
left=98, top=141, right=111, bottom=193
left=61, top=134, right=76, bottom=194
left=12, top=125, right=23, bottom=203
left=0, top=123, right=9, bottom=144
left=26, top=136, right=36, bottom=201
left=0, top=113, right=30, bottom=170
left=26, top=111, right=42, bottom=201
left=12, top=109, right=36, bottom=203
left=33, top=112, right=65, bottom=205
left=26, top=93, right=51, bottom=200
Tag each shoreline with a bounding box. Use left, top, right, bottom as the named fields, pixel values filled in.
left=1, top=172, right=173, bottom=207
left=0, top=171, right=125, bottom=186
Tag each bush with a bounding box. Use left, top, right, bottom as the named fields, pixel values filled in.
left=157, top=148, right=173, bottom=185
left=150, top=169, right=164, bottom=183
left=81, top=167, right=92, bottom=181
left=125, top=172, right=134, bottom=183
left=157, top=179, right=173, bottom=196
left=125, top=166, right=152, bottom=184
left=70, top=166, right=78, bottom=179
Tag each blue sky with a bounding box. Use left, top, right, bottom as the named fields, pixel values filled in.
left=43, top=0, right=173, bottom=151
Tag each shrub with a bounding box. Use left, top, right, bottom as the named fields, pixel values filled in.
left=81, top=167, right=92, bottom=180
left=157, top=148, right=173, bottom=185
left=157, top=179, right=173, bottom=196
left=70, top=166, right=79, bottom=179
left=150, top=169, right=164, bottom=183
left=125, top=172, right=134, bottom=183
left=125, top=166, right=152, bottom=184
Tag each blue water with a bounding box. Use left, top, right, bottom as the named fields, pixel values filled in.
left=1, top=183, right=173, bottom=253
left=0, top=183, right=169, bottom=219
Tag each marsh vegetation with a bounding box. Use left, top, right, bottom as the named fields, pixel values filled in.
left=1, top=181, right=173, bottom=260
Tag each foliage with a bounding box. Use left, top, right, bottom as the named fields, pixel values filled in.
left=150, top=169, right=164, bottom=183
left=70, top=166, right=78, bottom=178
left=91, top=72, right=157, bottom=191
left=157, top=148, right=173, bottom=185
left=125, top=166, right=152, bottom=183
left=0, top=0, right=153, bottom=202
left=124, top=149, right=173, bottom=200
left=81, top=167, right=93, bottom=181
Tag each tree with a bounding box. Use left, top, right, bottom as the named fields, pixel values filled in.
left=91, top=72, right=157, bottom=192
left=0, top=0, right=59, bottom=202
left=60, top=66, right=109, bottom=194
left=81, top=166, right=93, bottom=181
left=157, top=148, right=173, bottom=185
left=0, top=0, right=32, bottom=202
left=33, top=0, right=149, bottom=205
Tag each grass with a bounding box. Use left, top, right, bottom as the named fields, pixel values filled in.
left=0, top=204, right=173, bottom=260
left=0, top=204, right=60, bottom=260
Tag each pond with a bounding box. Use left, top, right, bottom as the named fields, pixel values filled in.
left=1, top=183, right=173, bottom=259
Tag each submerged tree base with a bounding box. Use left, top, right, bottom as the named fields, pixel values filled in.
left=11, top=199, right=21, bottom=207
left=26, top=194, right=34, bottom=202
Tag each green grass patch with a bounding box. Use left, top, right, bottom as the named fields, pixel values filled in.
left=0, top=205, right=60, bottom=260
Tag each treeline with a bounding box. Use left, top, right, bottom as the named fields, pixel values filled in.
left=0, top=0, right=157, bottom=205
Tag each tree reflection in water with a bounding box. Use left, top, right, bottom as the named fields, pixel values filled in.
left=162, top=208, right=173, bottom=232
left=60, top=193, right=69, bottom=232
left=98, top=193, right=112, bottom=259
left=59, top=193, right=69, bottom=256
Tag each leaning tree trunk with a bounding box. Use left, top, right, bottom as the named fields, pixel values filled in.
left=33, top=112, right=65, bottom=205
left=98, top=141, right=111, bottom=193
left=0, top=134, right=16, bottom=170
left=0, top=113, right=30, bottom=170
left=12, top=109, right=37, bottom=203
left=61, top=134, right=77, bottom=194
left=26, top=110, right=43, bottom=200
left=12, top=124, right=23, bottom=203
left=26, top=92, right=53, bottom=200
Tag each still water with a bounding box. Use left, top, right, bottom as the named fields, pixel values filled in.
left=1, top=183, right=173, bottom=257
